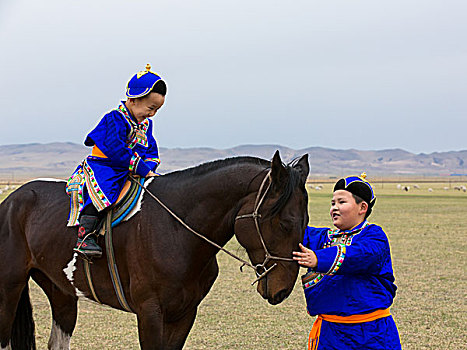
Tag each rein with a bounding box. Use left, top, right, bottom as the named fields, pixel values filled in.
left=130, top=170, right=293, bottom=285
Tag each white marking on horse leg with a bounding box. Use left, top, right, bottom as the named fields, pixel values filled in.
left=48, top=321, right=71, bottom=350
left=74, top=287, right=88, bottom=299
left=124, top=177, right=155, bottom=221
left=0, top=342, right=12, bottom=350
left=63, top=253, right=77, bottom=283
left=62, top=253, right=103, bottom=304
left=63, top=254, right=90, bottom=298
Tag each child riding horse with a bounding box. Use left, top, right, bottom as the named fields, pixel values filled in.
left=66, top=64, right=166, bottom=258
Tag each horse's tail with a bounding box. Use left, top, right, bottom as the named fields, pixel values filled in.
left=10, top=284, right=36, bottom=350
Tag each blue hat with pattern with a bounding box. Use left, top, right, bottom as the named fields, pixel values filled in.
left=126, top=64, right=162, bottom=98
left=334, top=172, right=376, bottom=216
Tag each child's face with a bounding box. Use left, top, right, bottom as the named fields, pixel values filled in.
left=127, top=92, right=165, bottom=123
left=330, top=190, right=367, bottom=231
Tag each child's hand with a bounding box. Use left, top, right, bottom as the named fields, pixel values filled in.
left=146, top=171, right=157, bottom=177
left=293, top=243, right=318, bottom=268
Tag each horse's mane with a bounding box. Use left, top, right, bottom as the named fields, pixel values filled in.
left=163, top=156, right=270, bottom=179
left=160, top=155, right=304, bottom=218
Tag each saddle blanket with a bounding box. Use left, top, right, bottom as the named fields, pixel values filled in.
left=67, top=175, right=150, bottom=227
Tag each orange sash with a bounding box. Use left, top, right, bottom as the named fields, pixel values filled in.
left=308, top=308, right=391, bottom=350
left=91, top=145, right=107, bottom=158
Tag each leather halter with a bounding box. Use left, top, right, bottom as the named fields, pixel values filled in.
left=130, top=170, right=294, bottom=285
left=235, top=170, right=295, bottom=284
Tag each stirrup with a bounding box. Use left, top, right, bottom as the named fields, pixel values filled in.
left=74, top=243, right=102, bottom=260
left=74, top=248, right=96, bottom=262
left=74, top=232, right=102, bottom=260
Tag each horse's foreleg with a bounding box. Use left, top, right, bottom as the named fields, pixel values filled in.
left=161, top=258, right=217, bottom=349
left=31, top=270, right=77, bottom=350
left=137, top=305, right=197, bottom=350
left=163, top=308, right=198, bottom=350
left=136, top=301, right=164, bottom=350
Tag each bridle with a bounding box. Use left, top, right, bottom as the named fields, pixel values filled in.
left=234, top=170, right=295, bottom=284
left=130, top=169, right=295, bottom=285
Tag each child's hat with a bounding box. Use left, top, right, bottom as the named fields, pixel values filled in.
left=334, top=172, right=376, bottom=212
left=126, top=64, right=162, bottom=98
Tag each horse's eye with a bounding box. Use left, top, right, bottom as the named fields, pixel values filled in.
left=279, top=220, right=293, bottom=232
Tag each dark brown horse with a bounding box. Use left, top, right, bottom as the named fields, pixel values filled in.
left=0, top=151, right=309, bottom=350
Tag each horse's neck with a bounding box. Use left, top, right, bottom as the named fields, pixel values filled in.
left=156, top=164, right=264, bottom=247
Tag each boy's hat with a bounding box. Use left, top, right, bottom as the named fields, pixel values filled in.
left=334, top=172, right=376, bottom=215
left=126, top=64, right=162, bottom=98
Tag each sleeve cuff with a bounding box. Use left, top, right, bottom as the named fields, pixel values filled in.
left=144, top=157, right=160, bottom=164
left=314, top=245, right=346, bottom=275
left=144, top=160, right=160, bottom=172
left=129, top=153, right=152, bottom=177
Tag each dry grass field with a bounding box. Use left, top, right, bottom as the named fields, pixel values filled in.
left=0, top=180, right=466, bottom=349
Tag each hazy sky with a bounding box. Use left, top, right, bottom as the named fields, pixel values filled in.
left=0, top=0, right=465, bottom=153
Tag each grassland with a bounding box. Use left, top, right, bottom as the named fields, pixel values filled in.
left=0, top=181, right=466, bottom=349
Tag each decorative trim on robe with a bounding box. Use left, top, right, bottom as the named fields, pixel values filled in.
left=82, top=161, right=112, bottom=211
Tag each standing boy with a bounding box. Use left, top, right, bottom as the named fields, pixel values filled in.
left=293, top=174, right=402, bottom=350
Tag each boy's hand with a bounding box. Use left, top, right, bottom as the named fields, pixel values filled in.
left=146, top=171, right=157, bottom=177
left=293, top=243, right=318, bottom=268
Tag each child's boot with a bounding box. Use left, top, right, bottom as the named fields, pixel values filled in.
left=73, top=215, right=102, bottom=258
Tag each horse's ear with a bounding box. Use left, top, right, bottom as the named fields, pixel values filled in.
left=293, top=154, right=309, bottom=184
left=270, top=150, right=288, bottom=186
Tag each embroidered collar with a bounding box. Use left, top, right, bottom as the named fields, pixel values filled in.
left=116, top=102, right=150, bottom=148
left=328, top=220, right=370, bottom=239
left=117, top=102, right=150, bottom=131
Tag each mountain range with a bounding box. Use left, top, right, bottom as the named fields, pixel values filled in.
left=0, top=142, right=466, bottom=181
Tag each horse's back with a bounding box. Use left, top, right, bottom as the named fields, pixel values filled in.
left=17, top=179, right=68, bottom=205
left=0, top=178, right=67, bottom=217
left=0, top=181, right=39, bottom=231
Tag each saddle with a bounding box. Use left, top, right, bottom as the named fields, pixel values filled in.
left=102, top=176, right=145, bottom=230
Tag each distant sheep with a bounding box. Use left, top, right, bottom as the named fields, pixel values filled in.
left=413, top=184, right=420, bottom=189
left=0, top=190, right=3, bottom=194
left=428, top=188, right=433, bottom=192
left=396, top=184, right=401, bottom=190
left=444, top=187, right=449, bottom=191
left=403, top=186, right=410, bottom=191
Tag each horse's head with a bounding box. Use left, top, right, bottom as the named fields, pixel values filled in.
left=234, top=151, right=309, bottom=305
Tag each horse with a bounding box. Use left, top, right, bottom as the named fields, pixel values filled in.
left=0, top=151, right=309, bottom=350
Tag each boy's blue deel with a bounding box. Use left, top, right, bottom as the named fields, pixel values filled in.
left=126, top=64, right=162, bottom=98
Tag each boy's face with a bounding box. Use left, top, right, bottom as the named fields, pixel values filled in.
left=127, top=92, right=165, bottom=123
left=330, top=190, right=367, bottom=231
